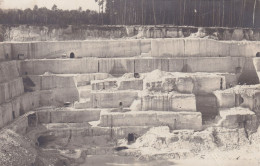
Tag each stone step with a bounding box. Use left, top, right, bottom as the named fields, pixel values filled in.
left=214, top=85, right=260, bottom=109
left=74, top=99, right=92, bottom=109
left=36, top=107, right=101, bottom=123
left=75, top=73, right=111, bottom=87
left=216, top=107, right=257, bottom=133
left=0, top=77, right=24, bottom=105
left=141, top=92, right=196, bottom=112
left=20, top=57, right=248, bottom=77
left=90, top=90, right=139, bottom=108
left=144, top=70, right=226, bottom=94
left=91, top=79, right=117, bottom=90
left=99, top=111, right=202, bottom=131
left=91, top=78, right=143, bottom=91
left=78, top=85, right=92, bottom=99
left=41, top=123, right=150, bottom=139
left=140, top=52, right=151, bottom=57
left=253, top=58, right=260, bottom=72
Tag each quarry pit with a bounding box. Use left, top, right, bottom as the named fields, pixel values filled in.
left=1, top=38, right=260, bottom=165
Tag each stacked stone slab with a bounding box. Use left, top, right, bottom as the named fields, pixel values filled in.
left=0, top=61, right=39, bottom=128
left=213, top=85, right=259, bottom=132
left=0, top=38, right=259, bottom=134
left=81, top=70, right=237, bottom=131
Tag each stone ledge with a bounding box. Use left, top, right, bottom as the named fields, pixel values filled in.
left=99, top=111, right=202, bottom=131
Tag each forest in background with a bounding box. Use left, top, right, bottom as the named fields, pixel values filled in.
left=0, top=0, right=259, bottom=28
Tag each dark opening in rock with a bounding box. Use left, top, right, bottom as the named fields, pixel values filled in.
left=23, top=76, right=36, bottom=92
left=128, top=133, right=137, bottom=143
left=220, top=78, right=223, bottom=90
left=12, top=111, right=15, bottom=119
left=64, top=102, right=71, bottom=107
left=17, top=54, right=25, bottom=60
left=181, top=64, right=192, bottom=72
left=70, top=52, right=75, bottom=58
left=240, top=97, right=244, bottom=104
left=55, top=159, right=69, bottom=166
left=20, top=109, right=25, bottom=116
left=114, top=146, right=128, bottom=151
left=134, top=73, right=140, bottom=78
left=28, top=113, right=37, bottom=127
left=37, top=135, right=56, bottom=147
left=119, top=102, right=123, bottom=106
left=256, top=52, right=260, bottom=57
left=196, top=94, right=218, bottom=123
left=235, top=94, right=244, bottom=106
left=235, top=67, right=242, bottom=74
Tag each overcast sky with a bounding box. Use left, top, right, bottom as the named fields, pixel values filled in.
left=0, top=0, right=99, bottom=11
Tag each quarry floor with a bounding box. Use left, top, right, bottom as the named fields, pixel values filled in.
left=3, top=120, right=258, bottom=166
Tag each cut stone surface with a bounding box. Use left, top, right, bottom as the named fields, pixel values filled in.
left=0, top=61, right=20, bottom=83
left=75, top=73, right=111, bottom=86
left=91, top=91, right=138, bottom=108
left=37, top=108, right=101, bottom=123
left=91, top=79, right=117, bottom=90
left=0, top=92, right=39, bottom=128
left=42, top=123, right=150, bottom=139
left=20, top=59, right=99, bottom=75
left=74, top=99, right=92, bottom=109
left=91, top=78, right=143, bottom=91
left=214, top=85, right=260, bottom=111
left=0, top=77, right=24, bottom=104
left=39, top=88, right=79, bottom=106
left=217, top=107, right=257, bottom=133
left=141, top=92, right=196, bottom=112
left=192, top=74, right=226, bottom=94
left=118, top=79, right=143, bottom=90
left=78, top=85, right=92, bottom=99
left=143, top=70, right=226, bottom=94
left=99, top=111, right=202, bottom=131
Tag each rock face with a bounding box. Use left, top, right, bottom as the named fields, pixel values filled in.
left=1, top=25, right=259, bottom=42
left=0, top=129, right=37, bottom=166
left=0, top=33, right=260, bottom=166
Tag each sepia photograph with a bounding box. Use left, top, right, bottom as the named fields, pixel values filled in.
left=0, top=0, right=260, bottom=165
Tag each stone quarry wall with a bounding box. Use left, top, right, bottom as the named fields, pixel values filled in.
left=1, top=38, right=260, bottom=60
left=19, top=57, right=246, bottom=75
left=0, top=38, right=259, bottom=129
left=1, top=25, right=260, bottom=41
left=0, top=60, right=39, bottom=128
left=152, top=39, right=260, bottom=57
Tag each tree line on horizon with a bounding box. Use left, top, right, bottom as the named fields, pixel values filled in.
left=0, top=5, right=101, bottom=26
left=0, top=0, right=259, bottom=28
left=105, top=0, right=260, bottom=28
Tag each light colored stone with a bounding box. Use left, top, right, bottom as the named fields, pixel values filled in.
left=0, top=43, right=12, bottom=61
left=75, top=73, right=110, bottom=86
left=99, top=111, right=202, bottom=131
left=91, top=91, right=138, bottom=108
left=0, top=61, right=20, bottom=83
left=0, top=77, right=24, bottom=104
left=141, top=92, right=196, bottom=112
left=74, top=100, right=92, bottom=109
left=0, top=102, right=13, bottom=127
left=20, top=92, right=40, bottom=114
left=78, top=86, right=92, bottom=99
left=37, top=108, right=101, bottom=123
left=192, top=74, right=226, bottom=94
left=91, top=79, right=117, bottom=91
left=118, top=79, right=143, bottom=90
left=20, top=59, right=99, bottom=75
left=218, top=107, right=257, bottom=133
